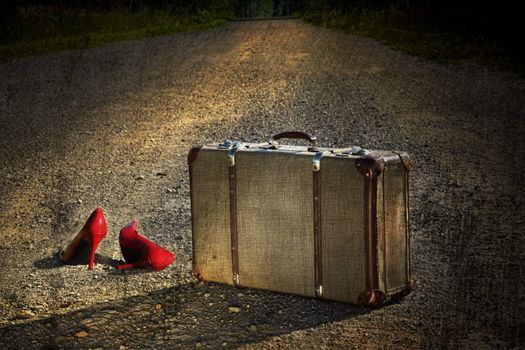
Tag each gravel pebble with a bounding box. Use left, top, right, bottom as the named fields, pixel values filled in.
left=74, top=331, right=88, bottom=338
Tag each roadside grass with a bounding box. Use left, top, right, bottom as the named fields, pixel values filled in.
left=304, top=10, right=522, bottom=74
left=0, top=7, right=228, bottom=61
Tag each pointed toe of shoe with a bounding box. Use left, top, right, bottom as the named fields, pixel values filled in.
left=149, top=249, right=175, bottom=271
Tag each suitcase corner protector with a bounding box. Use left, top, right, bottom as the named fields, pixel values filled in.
left=396, top=152, right=413, bottom=172
left=358, top=289, right=386, bottom=308
left=192, top=266, right=205, bottom=282
left=355, top=156, right=385, bottom=177
left=188, top=146, right=203, bottom=166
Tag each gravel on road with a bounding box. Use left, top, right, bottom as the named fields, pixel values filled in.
left=0, top=19, right=524, bottom=349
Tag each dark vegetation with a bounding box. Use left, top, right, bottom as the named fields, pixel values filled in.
left=302, top=0, right=525, bottom=73
left=0, top=0, right=237, bottom=60
left=1, top=0, right=523, bottom=73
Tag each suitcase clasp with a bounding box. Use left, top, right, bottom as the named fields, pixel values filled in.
left=218, top=140, right=243, bottom=166
left=312, top=151, right=327, bottom=171
left=332, top=146, right=369, bottom=157
left=218, top=140, right=242, bottom=150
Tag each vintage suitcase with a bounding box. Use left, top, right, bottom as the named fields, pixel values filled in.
left=188, top=131, right=412, bottom=307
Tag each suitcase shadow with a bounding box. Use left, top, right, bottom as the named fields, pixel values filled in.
left=1, top=281, right=371, bottom=348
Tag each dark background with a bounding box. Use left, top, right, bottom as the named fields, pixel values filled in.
left=2, top=0, right=524, bottom=38
left=2, top=0, right=524, bottom=65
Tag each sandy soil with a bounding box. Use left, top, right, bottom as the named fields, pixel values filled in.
left=0, top=19, right=523, bottom=349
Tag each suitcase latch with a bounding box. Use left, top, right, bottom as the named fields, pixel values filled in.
left=312, top=151, right=327, bottom=171
left=218, top=140, right=242, bottom=150
left=333, top=146, right=369, bottom=157
left=218, top=140, right=243, bottom=166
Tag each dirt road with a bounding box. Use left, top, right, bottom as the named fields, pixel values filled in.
left=0, top=19, right=523, bottom=349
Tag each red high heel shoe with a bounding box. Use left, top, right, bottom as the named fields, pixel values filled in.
left=60, top=207, right=108, bottom=270
left=117, top=220, right=175, bottom=271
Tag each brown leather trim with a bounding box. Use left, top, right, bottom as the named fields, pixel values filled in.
left=404, top=167, right=412, bottom=287
left=228, top=164, right=240, bottom=285
left=363, top=175, right=372, bottom=289
left=381, top=173, right=388, bottom=293
left=360, top=159, right=380, bottom=293
left=358, top=289, right=386, bottom=308
left=188, top=146, right=203, bottom=166
left=370, top=176, right=379, bottom=290
left=313, top=169, right=322, bottom=297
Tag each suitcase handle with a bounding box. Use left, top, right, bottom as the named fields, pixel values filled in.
left=271, top=131, right=317, bottom=146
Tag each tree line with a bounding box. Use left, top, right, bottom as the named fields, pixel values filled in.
left=2, top=0, right=523, bottom=58
left=2, top=0, right=521, bottom=30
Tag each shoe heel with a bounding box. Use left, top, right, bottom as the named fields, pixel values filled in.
left=88, top=234, right=105, bottom=270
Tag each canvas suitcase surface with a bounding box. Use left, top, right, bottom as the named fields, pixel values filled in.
left=188, top=131, right=412, bottom=307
